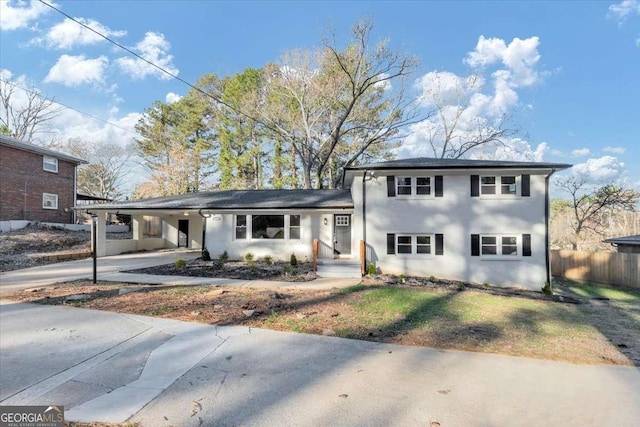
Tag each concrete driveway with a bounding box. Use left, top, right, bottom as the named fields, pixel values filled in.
left=1, top=302, right=639, bottom=426
left=0, top=250, right=201, bottom=294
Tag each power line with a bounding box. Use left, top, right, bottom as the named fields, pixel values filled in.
left=37, top=0, right=260, bottom=124
left=0, top=78, right=140, bottom=137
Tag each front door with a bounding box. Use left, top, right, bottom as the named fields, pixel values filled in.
left=178, top=219, right=189, bottom=248
left=333, top=214, right=351, bottom=256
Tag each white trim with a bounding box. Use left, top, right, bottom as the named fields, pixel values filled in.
left=42, top=193, right=58, bottom=210
left=43, top=156, right=58, bottom=173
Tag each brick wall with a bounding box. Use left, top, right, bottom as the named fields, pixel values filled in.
left=0, top=145, right=76, bottom=223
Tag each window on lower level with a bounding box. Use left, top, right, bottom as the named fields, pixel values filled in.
left=473, top=234, right=527, bottom=257
left=235, top=214, right=301, bottom=240
left=42, top=193, right=58, bottom=209
left=289, top=215, right=301, bottom=239
left=235, top=215, right=247, bottom=239
left=389, top=234, right=441, bottom=255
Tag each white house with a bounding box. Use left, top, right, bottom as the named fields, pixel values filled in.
left=85, top=157, right=570, bottom=289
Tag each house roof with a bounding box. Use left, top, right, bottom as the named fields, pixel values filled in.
left=603, top=235, right=640, bottom=246
left=0, top=134, right=87, bottom=164
left=85, top=189, right=354, bottom=211
left=344, top=157, right=572, bottom=171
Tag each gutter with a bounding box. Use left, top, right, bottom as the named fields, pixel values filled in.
left=545, top=169, right=557, bottom=285
left=198, top=209, right=212, bottom=256
left=362, top=169, right=367, bottom=253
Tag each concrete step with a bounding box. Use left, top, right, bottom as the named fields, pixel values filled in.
left=316, top=259, right=362, bottom=279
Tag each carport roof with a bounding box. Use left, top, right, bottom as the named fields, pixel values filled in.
left=84, top=189, right=354, bottom=211
left=603, top=234, right=640, bottom=246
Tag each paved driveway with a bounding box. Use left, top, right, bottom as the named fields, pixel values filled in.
left=0, top=250, right=201, bottom=294
left=1, top=302, right=639, bottom=426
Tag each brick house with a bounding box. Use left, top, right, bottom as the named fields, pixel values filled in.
left=0, top=135, right=86, bottom=224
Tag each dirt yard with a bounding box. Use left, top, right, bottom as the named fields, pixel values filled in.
left=0, top=224, right=131, bottom=272
left=5, top=278, right=639, bottom=367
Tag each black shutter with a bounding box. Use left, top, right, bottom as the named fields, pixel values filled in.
left=387, top=176, right=396, bottom=197
left=471, top=175, right=480, bottom=197
left=435, top=234, right=444, bottom=255
left=471, top=234, right=480, bottom=256
left=522, top=234, right=532, bottom=256
left=435, top=175, right=443, bottom=197
left=521, top=174, right=530, bottom=197
left=387, top=233, right=396, bottom=254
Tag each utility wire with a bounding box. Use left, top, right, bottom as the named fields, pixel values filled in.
left=0, top=78, right=139, bottom=137
left=38, top=0, right=262, bottom=124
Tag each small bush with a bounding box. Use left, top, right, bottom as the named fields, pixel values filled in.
left=542, top=281, right=553, bottom=296
left=244, top=252, right=255, bottom=263
left=201, top=248, right=211, bottom=261
left=428, top=275, right=436, bottom=282
left=457, top=281, right=467, bottom=291
left=290, top=253, right=298, bottom=266
left=174, top=258, right=186, bottom=270
left=283, top=265, right=294, bottom=276
left=482, top=282, right=491, bottom=289
left=263, top=255, right=273, bottom=265
left=399, top=274, right=406, bottom=283
left=219, top=250, right=229, bottom=264
left=367, top=263, right=376, bottom=276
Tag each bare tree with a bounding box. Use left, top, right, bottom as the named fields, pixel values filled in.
left=416, top=72, right=516, bottom=159
left=65, top=138, right=132, bottom=200
left=0, top=78, right=63, bottom=143
left=555, top=176, right=640, bottom=250
left=261, top=20, right=425, bottom=188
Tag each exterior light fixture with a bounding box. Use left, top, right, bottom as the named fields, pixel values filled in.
left=323, top=218, right=328, bottom=226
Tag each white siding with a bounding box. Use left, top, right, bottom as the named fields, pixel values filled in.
left=204, top=211, right=348, bottom=262
left=351, top=169, right=550, bottom=290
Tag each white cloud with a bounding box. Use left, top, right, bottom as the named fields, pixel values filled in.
left=603, top=146, right=627, bottom=154
left=464, top=36, right=542, bottom=87
left=571, top=148, right=591, bottom=157
left=44, top=54, right=108, bottom=87
left=32, top=17, right=126, bottom=49
left=165, top=92, right=182, bottom=104
left=115, top=32, right=178, bottom=80
left=0, top=0, right=53, bottom=31
left=479, top=139, right=549, bottom=162
left=608, top=0, right=640, bottom=21
left=571, top=156, right=628, bottom=184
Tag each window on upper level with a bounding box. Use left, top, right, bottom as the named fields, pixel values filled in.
left=390, top=176, right=442, bottom=197
left=472, top=174, right=530, bottom=197
left=42, top=193, right=58, bottom=210
left=43, top=156, right=58, bottom=173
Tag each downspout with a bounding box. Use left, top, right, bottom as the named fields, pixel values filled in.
left=545, top=169, right=557, bottom=285
left=362, top=169, right=367, bottom=264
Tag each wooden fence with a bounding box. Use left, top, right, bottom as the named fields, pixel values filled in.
left=550, top=250, right=639, bottom=288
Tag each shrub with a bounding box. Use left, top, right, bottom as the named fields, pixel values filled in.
left=290, top=253, right=298, bottom=266
left=542, top=281, right=553, bottom=296
left=244, top=252, right=255, bottom=263
left=398, top=274, right=406, bottom=283
left=367, top=263, right=376, bottom=276
left=263, top=255, right=273, bottom=265
left=174, top=258, right=186, bottom=270
left=201, top=248, right=211, bottom=261
left=283, top=265, right=293, bottom=276
left=457, top=281, right=467, bottom=291
left=428, top=275, right=436, bottom=282
left=219, top=250, right=229, bottom=264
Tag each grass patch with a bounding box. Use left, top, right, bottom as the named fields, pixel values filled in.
left=157, top=286, right=210, bottom=296
left=565, top=283, right=640, bottom=303
left=332, top=284, right=367, bottom=295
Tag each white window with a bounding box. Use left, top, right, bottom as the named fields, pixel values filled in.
left=481, top=175, right=517, bottom=196
left=235, top=215, right=247, bottom=239
left=43, top=156, right=58, bottom=173
left=396, top=176, right=432, bottom=196
left=397, top=234, right=432, bottom=255
left=481, top=234, right=518, bottom=256
left=235, top=214, right=301, bottom=240
left=42, top=193, right=58, bottom=209
left=335, top=215, right=350, bottom=226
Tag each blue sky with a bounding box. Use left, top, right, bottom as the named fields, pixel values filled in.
left=1, top=0, right=639, bottom=194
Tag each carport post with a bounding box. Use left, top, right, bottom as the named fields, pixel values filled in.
left=91, top=213, right=97, bottom=284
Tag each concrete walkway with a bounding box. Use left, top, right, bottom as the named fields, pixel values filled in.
left=1, top=301, right=639, bottom=426
left=0, top=250, right=361, bottom=294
